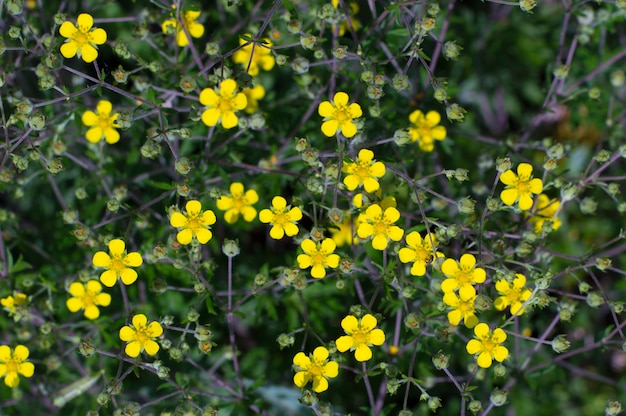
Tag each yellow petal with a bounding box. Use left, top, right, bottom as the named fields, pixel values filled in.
left=99, top=270, right=118, bottom=287
left=517, top=163, right=533, bottom=177
left=499, top=170, right=517, bottom=186
left=272, top=196, right=287, bottom=210
left=293, top=371, right=309, bottom=388
left=318, top=101, right=334, bottom=117
left=95, top=293, right=111, bottom=307
left=170, top=212, right=188, bottom=228
left=410, top=261, right=426, bottom=276
left=440, top=278, right=458, bottom=293
left=18, top=361, right=34, bottom=378
left=335, top=335, right=353, bottom=352
left=466, top=339, right=482, bottom=355
left=104, top=128, right=120, bottom=144
left=60, top=41, right=79, bottom=58
left=313, top=346, right=329, bottom=362
left=85, top=126, right=103, bottom=143
left=186, top=200, right=202, bottom=215
left=81, top=110, right=98, bottom=126
left=66, top=297, right=83, bottom=313
left=119, top=326, right=135, bottom=341
left=108, top=239, right=125, bottom=256
left=84, top=305, right=100, bottom=320
left=493, top=346, right=509, bottom=362
left=425, top=110, right=441, bottom=126
left=282, top=222, right=299, bottom=237
left=124, top=252, right=143, bottom=267
left=59, top=21, right=77, bottom=38
left=221, top=111, right=239, bottom=129
left=297, top=254, right=312, bottom=269
left=368, top=328, right=385, bottom=345
left=448, top=310, right=462, bottom=326
left=68, top=282, right=85, bottom=297
left=143, top=340, right=160, bottom=356
left=333, top=92, right=349, bottom=106
left=269, top=225, right=285, bottom=239
left=477, top=351, right=493, bottom=368
left=76, top=13, right=94, bottom=30
left=310, top=264, right=326, bottom=278
left=348, top=103, right=362, bottom=118
left=341, top=315, right=359, bottom=333
left=132, top=313, right=147, bottom=327
left=120, top=268, right=138, bottom=285
left=81, top=43, right=99, bottom=63
left=199, top=88, right=219, bottom=107
left=383, top=207, right=400, bottom=223
left=312, top=377, right=329, bottom=393
left=500, top=188, right=519, bottom=206
left=354, top=344, right=373, bottom=361
left=125, top=341, right=141, bottom=357
left=323, top=361, right=339, bottom=378
left=372, top=234, right=389, bottom=250
left=201, top=108, right=220, bottom=126
left=326, top=254, right=340, bottom=268
left=4, top=372, right=19, bottom=388
left=0, top=346, right=11, bottom=361
left=518, top=193, right=534, bottom=210
left=321, top=120, right=339, bottom=137
left=195, top=228, right=212, bottom=244
left=473, top=323, right=489, bottom=338
left=90, top=28, right=107, bottom=45
left=529, top=178, right=543, bottom=194
left=232, top=93, right=247, bottom=110
left=293, top=352, right=311, bottom=368
left=340, top=121, right=357, bottom=138
left=492, top=328, right=507, bottom=342
left=220, top=79, right=237, bottom=97
left=92, top=251, right=111, bottom=268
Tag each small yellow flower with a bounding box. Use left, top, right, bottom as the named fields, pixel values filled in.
left=119, top=314, right=163, bottom=357
left=170, top=200, right=217, bottom=245
left=216, top=182, right=259, bottom=224
left=529, top=194, right=562, bottom=233
left=59, top=13, right=107, bottom=63
left=443, top=285, right=479, bottom=328
left=1, top=292, right=28, bottom=319
left=199, top=79, right=247, bottom=129
left=408, top=110, right=447, bottom=152
left=499, top=163, right=543, bottom=210
left=440, top=254, right=486, bottom=297
left=357, top=205, right=404, bottom=250
left=297, top=238, right=340, bottom=278
left=336, top=314, right=385, bottom=362
left=398, top=231, right=443, bottom=276
left=92, top=239, right=143, bottom=287
left=466, top=323, right=509, bottom=368
left=329, top=215, right=358, bottom=247
left=0, top=345, right=34, bottom=388
left=66, top=280, right=111, bottom=320
left=242, top=84, right=266, bottom=114
left=293, top=346, right=338, bottom=393
left=81, top=100, right=120, bottom=144
left=259, top=196, right=303, bottom=239
left=318, top=92, right=363, bottom=138
left=162, top=10, right=205, bottom=47
left=494, top=273, right=532, bottom=316
left=233, top=34, right=275, bottom=76
left=342, top=149, right=386, bottom=193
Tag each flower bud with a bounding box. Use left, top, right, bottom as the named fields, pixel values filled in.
left=551, top=334, right=570, bottom=353
left=490, top=388, right=507, bottom=407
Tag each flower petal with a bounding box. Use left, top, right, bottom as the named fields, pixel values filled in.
left=120, top=268, right=138, bottom=285
left=177, top=228, right=194, bottom=245
left=368, top=328, right=385, bottom=345
left=124, top=252, right=143, bottom=268
left=59, top=21, right=77, bottom=38
left=119, top=326, right=135, bottom=341
left=333, top=92, right=349, bottom=106
left=321, top=120, right=339, bottom=137
left=354, top=344, right=373, bottom=361
left=108, top=239, right=125, bottom=256
left=99, top=270, right=118, bottom=287
left=500, top=188, right=519, bottom=206
left=318, top=101, right=334, bottom=117
left=170, top=212, right=188, bottom=228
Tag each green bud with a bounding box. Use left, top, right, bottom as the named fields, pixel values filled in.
left=292, top=56, right=310, bottom=74
left=586, top=291, right=604, bottom=308
left=157, top=365, right=170, bottom=379
left=276, top=333, right=295, bottom=349
left=96, top=393, right=109, bottom=406
left=428, top=396, right=442, bottom=412
left=8, top=26, right=21, bottom=39
left=391, top=74, right=410, bottom=92
left=553, top=64, right=569, bottom=79
left=62, top=210, right=79, bottom=225
left=169, top=347, right=183, bottom=361
left=443, top=41, right=462, bottom=60
left=588, top=87, right=600, bottom=100
left=367, top=85, right=384, bottom=100
left=404, top=312, right=420, bottom=331
left=610, top=70, right=625, bottom=87
left=106, top=199, right=120, bottom=213
left=578, top=282, right=591, bottom=293
left=606, top=401, right=623, bottom=416
left=560, top=183, right=578, bottom=202
left=432, top=351, right=449, bottom=370
left=468, top=400, right=482, bottom=414
left=186, top=311, right=200, bottom=323
left=398, top=410, right=412, bottom=416
left=112, top=66, right=129, bottom=84
left=300, top=34, right=316, bottom=50
left=275, top=54, right=287, bottom=66
left=75, top=188, right=87, bottom=200
left=205, top=42, right=219, bottom=56
left=338, top=258, right=353, bottom=274
left=458, top=197, right=475, bottom=214
left=446, top=103, right=466, bottom=122
left=6, top=0, right=23, bottom=15
left=113, top=43, right=131, bottom=60
left=361, top=71, right=374, bottom=84
left=551, top=334, right=570, bottom=353
left=595, top=149, right=611, bottom=163
left=28, top=112, right=46, bottom=130
left=287, top=19, right=302, bottom=33
left=427, top=3, right=440, bottom=15
left=78, top=339, right=96, bottom=357
left=580, top=197, right=597, bottom=215
left=493, top=363, right=506, bottom=377
left=386, top=379, right=401, bottom=395
left=46, top=158, right=63, bottom=174
left=490, top=389, right=507, bottom=407
left=175, top=157, right=192, bottom=175
left=332, top=45, right=348, bottom=60
left=222, top=239, right=240, bottom=257
left=117, top=111, right=132, bottom=129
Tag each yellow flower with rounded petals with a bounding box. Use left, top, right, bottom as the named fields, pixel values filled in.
left=0, top=345, right=34, bottom=388
left=1, top=292, right=28, bottom=319
left=259, top=196, right=302, bottom=239
left=494, top=273, right=532, bottom=316
left=59, top=13, right=107, bottom=63
left=357, top=205, right=404, bottom=250
left=82, top=100, right=120, bottom=144
left=466, top=323, right=508, bottom=368
left=162, top=10, right=204, bottom=47
left=336, top=314, right=385, bottom=361
left=443, top=285, right=479, bottom=328
left=342, top=149, right=386, bottom=193
left=499, top=163, right=543, bottom=210
left=66, top=280, right=111, bottom=320
left=170, top=200, right=217, bottom=245
left=233, top=34, right=275, bottom=76
left=529, top=194, right=561, bottom=233
left=92, top=239, right=143, bottom=287
left=408, top=110, right=447, bottom=152
left=293, top=346, right=338, bottom=393
left=318, top=92, right=362, bottom=138
left=440, top=254, right=486, bottom=297
left=216, top=182, right=259, bottom=224
left=119, top=314, right=163, bottom=357
left=199, top=79, right=247, bottom=129
left=297, top=238, right=340, bottom=278
left=398, top=231, right=444, bottom=276
left=242, top=84, right=266, bottom=114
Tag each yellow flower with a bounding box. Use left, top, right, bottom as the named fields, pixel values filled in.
left=0, top=345, right=34, bottom=388
left=336, top=314, right=385, bottom=362
left=242, top=84, right=266, bottom=114
left=92, top=239, right=143, bottom=287
left=318, top=92, right=363, bottom=138
left=342, top=149, right=386, bottom=193
left=216, top=182, right=259, bottom=224
left=259, top=196, right=303, bottom=239
left=66, top=280, right=111, bottom=320
left=59, top=13, right=107, bottom=63
left=1, top=292, right=28, bottom=318
left=199, top=78, right=247, bottom=129
left=81, top=100, right=120, bottom=144
left=293, top=346, right=338, bottom=393
left=499, top=163, right=543, bottom=210
left=297, top=238, right=340, bottom=278
left=398, top=231, right=443, bottom=276
left=494, top=273, right=532, bottom=316
left=443, top=285, right=479, bottom=328
left=440, top=254, right=486, bottom=297
left=119, top=314, right=163, bottom=357
left=466, top=323, right=508, bottom=368
left=170, top=200, right=217, bottom=245
left=329, top=215, right=357, bottom=247
left=162, top=10, right=204, bottom=47
left=233, top=34, right=275, bottom=76
left=529, top=194, right=562, bottom=233
left=408, top=110, right=447, bottom=152
left=357, top=205, right=404, bottom=250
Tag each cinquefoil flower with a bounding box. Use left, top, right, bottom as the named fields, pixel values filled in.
left=342, top=149, right=386, bottom=193
left=82, top=100, right=120, bottom=144
left=466, top=323, right=508, bottom=368
left=494, top=273, right=532, bottom=316
left=0, top=345, right=34, bottom=388
left=297, top=238, right=340, bottom=278
left=216, top=182, right=259, bottom=224
left=259, top=196, right=302, bottom=239
left=336, top=314, right=385, bottom=361
left=318, top=92, right=362, bottom=138
left=499, top=163, right=543, bottom=210
left=1, top=292, right=28, bottom=320
left=242, top=85, right=266, bottom=113
left=93, top=239, right=143, bottom=287
left=233, top=34, right=275, bottom=76
left=119, top=314, right=163, bottom=357
left=66, top=280, right=111, bottom=320
left=443, top=285, right=479, bottom=328
left=440, top=254, right=486, bottom=298
left=162, top=10, right=204, bottom=47
left=529, top=194, right=562, bottom=233
left=408, top=110, right=447, bottom=152
left=398, top=231, right=443, bottom=276
left=357, top=205, right=404, bottom=250
left=293, top=346, right=338, bottom=393
left=59, top=13, right=107, bottom=63
left=170, top=200, right=217, bottom=245
left=199, top=79, right=247, bottom=129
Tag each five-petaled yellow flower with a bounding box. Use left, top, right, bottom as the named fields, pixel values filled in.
left=170, top=200, right=217, bottom=245
left=318, top=92, right=362, bottom=138
left=443, top=285, right=479, bottom=328
left=336, top=314, right=385, bottom=362
left=82, top=100, right=120, bottom=144
left=1, top=292, right=28, bottom=319
left=59, top=13, right=107, bottom=63
left=66, top=280, right=111, bottom=320
left=342, top=149, right=386, bottom=193
left=398, top=231, right=443, bottom=276
left=216, top=182, right=259, bottom=224
left=529, top=194, right=562, bottom=233
left=199, top=78, right=247, bottom=129
left=93, top=239, right=143, bottom=287
left=162, top=10, right=205, bottom=47
left=297, top=238, right=340, bottom=279
left=259, top=196, right=303, bottom=239
left=466, top=323, right=509, bottom=368
left=357, top=205, right=404, bottom=250
left=440, top=253, right=486, bottom=298
left=408, top=110, right=447, bottom=152
left=0, top=345, right=34, bottom=388
left=233, top=34, right=275, bottom=76
left=499, top=163, right=543, bottom=210
left=242, top=85, right=266, bottom=114
left=293, top=346, right=338, bottom=393
left=119, top=314, right=163, bottom=357
left=494, top=273, right=532, bottom=316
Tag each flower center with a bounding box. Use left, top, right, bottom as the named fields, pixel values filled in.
left=232, top=197, right=246, bottom=210
left=273, top=209, right=288, bottom=225
left=352, top=330, right=368, bottom=344
left=219, top=99, right=233, bottom=113
left=375, top=222, right=388, bottom=234
left=188, top=217, right=200, bottom=230
left=135, top=329, right=149, bottom=344
left=517, top=181, right=528, bottom=192
left=74, top=31, right=89, bottom=45
left=82, top=292, right=96, bottom=307
left=111, top=258, right=125, bottom=272
left=5, top=360, right=19, bottom=373
left=355, top=165, right=370, bottom=179
left=335, top=108, right=348, bottom=122
left=312, top=253, right=326, bottom=265
left=99, top=115, right=111, bottom=129
left=308, top=363, right=323, bottom=377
